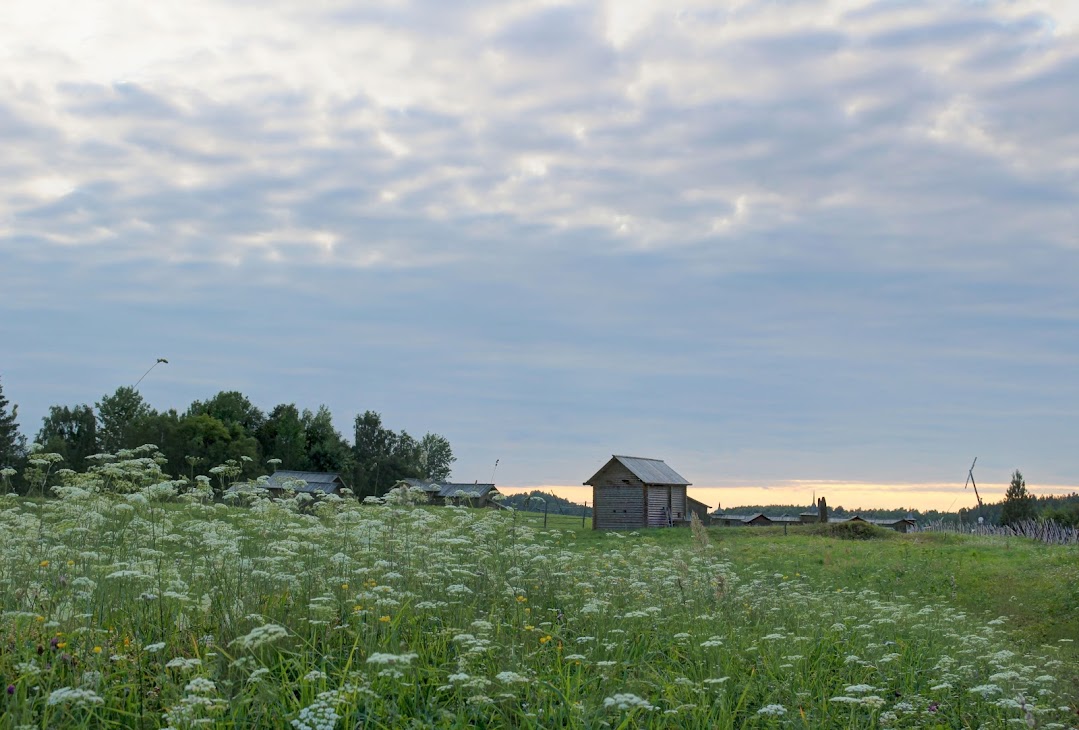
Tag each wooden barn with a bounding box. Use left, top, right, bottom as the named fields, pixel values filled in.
left=585, top=455, right=691, bottom=530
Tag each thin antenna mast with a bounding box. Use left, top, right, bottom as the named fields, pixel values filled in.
left=133, top=358, right=169, bottom=389
left=964, top=457, right=983, bottom=509
left=490, top=459, right=499, bottom=483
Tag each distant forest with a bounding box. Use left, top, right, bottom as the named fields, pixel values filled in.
left=3, top=375, right=1078, bottom=526
left=0, top=376, right=453, bottom=499
left=500, top=490, right=593, bottom=517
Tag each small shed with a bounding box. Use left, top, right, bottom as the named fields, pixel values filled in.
left=686, top=496, right=712, bottom=524
left=265, top=470, right=347, bottom=496
left=585, top=455, right=691, bottom=530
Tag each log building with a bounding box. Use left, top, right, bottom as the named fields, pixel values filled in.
left=585, top=455, right=691, bottom=530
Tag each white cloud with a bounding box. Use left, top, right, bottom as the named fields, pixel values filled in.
left=3, top=0, right=1077, bottom=269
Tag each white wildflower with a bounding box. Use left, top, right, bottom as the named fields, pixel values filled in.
left=366, top=652, right=417, bottom=666
left=47, top=687, right=104, bottom=707
left=603, top=693, right=654, bottom=711
left=757, top=704, right=787, bottom=716
left=231, top=623, right=288, bottom=650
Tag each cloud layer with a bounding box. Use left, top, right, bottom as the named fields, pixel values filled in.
left=3, top=0, right=1078, bottom=504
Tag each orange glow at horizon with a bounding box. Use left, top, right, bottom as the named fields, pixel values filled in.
left=497, top=481, right=1079, bottom=512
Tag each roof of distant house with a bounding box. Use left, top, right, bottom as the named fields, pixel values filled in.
left=437, top=482, right=497, bottom=499
left=266, top=470, right=345, bottom=493
left=396, top=478, right=498, bottom=499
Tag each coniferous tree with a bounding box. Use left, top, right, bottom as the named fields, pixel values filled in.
left=0, top=375, right=25, bottom=467
left=1000, top=470, right=1035, bottom=526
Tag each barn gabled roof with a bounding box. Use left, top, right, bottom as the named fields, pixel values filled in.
left=584, top=455, right=691, bottom=486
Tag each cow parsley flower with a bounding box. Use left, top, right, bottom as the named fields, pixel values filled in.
left=603, top=693, right=654, bottom=711
left=47, top=687, right=104, bottom=707
left=231, top=623, right=288, bottom=650
left=366, top=652, right=417, bottom=665
left=757, top=704, right=787, bottom=716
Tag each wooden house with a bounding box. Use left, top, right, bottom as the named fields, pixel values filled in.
left=842, top=515, right=917, bottom=533
left=263, top=470, right=348, bottom=496
left=585, top=455, right=691, bottom=530
left=710, top=512, right=800, bottom=527
left=395, top=478, right=500, bottom=508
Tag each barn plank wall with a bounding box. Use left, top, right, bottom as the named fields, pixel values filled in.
left=672, top=487, right=687, bottom=521
left=591, top=462, right=646, bottom=529
left=647, top=486, right=669, bottom=527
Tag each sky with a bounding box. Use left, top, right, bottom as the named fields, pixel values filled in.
left=2, top=0, right=1078, bottom=511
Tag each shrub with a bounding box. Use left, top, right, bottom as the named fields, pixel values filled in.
left=804, top=520, right=896, bottom=540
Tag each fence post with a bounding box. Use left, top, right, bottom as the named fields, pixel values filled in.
left=544, top=501, right=548, bottom=528
left=582, top=502, right=587, bottom=529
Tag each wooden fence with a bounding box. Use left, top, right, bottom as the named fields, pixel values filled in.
left=914, top=518, right=1079, bottom=545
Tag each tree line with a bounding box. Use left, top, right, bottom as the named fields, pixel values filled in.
left=956, top=470, right=1079, bottom=528
left=0, top=375, right=454, bottom=498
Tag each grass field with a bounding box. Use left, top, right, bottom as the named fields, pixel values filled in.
left=1, top=487, right=1076, bottom=728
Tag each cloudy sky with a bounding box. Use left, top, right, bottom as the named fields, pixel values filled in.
left=3, top=0, right=1078, bottom=510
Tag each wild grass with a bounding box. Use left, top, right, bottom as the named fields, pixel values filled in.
left=0, top=483, right=1076, bottom=728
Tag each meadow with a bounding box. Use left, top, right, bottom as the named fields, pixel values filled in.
left=1, top=457, right=1076, bottom=728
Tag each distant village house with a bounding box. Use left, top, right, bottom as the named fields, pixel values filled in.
left=263, top=470, right=348, bottom=496
left=710, top=508, right=916, bottom=532
left=395, top=479, right=500, bottom=508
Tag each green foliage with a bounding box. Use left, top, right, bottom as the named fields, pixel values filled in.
left=501, top=490, right=592, bottom=516
left=1000, top=469, right=1036, bottom=526
left=95, top=386, right=153, bottom=454
left=177, top=413, right=259, bottom=472
left=1041, top=500, right=1079, bottom=528
left=351, top=410, right=452, bottom=497
left=22, top=386, right=455, bottom=497
left=803, top=520, right=896, bottom=540
left=187, top=390, right=266, bottom=435
left=257, top=403, right=308, bottom=470
left=36, top=404, right=97, bottom=472
left=303, top=405, right=353, bottom=474
left=418, top=432, right=455, bottom=481
left=0, top=374, right=25, bottom=468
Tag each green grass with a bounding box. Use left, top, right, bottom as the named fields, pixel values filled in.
left=1, top=484, right=1076, bottom=729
